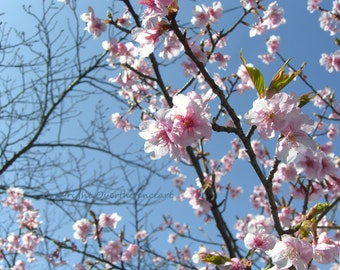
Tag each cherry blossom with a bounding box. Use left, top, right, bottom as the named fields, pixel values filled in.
left=121, top=243, right=139, bottom=262
left=100, top=240, right=122, bottom=264
left=236, top=64, right=255, bottom=93
left=183, top=187, right=212, bottom=216
left=98, top=213, right=122, bottom=230
left=319, top=11, right=339, bottom=36
left=244, top=224, right=278, bottom=251
left=132, top=21, right=170, bottom=57
left=111, top=113, right=133, bottom=132
left=11, top=260, right=26, bottom=270
left=258, top=53, right=275, bottom=64
left=320, top=50, right=340, bottom=72
left=267, top=235, right=313, bottom=270
left=313, top=232, right=339, bottom=264
left=139, top=108, right=182, bottom=161
left=307, top=0, right=322, bottom=13
left=73, top=218, right=92, bottom=243
left=295, top=147, right=337, bottom=180
left=262, top=1, right=286, bottom=30
left=191, top=2, right=223, bottom=27
left=244, top=92, right=303, bottom=140
left=134, top=230, right=148, bottom=240
left=159, top=30, right=183, bottom=60
left=171, top=92, right=212, bottom=147
left=327, top=123, right=339, bottom=140
left=116, top=9, right=132, bottom=28
left=139, top=91, right=211, bottom=161
left=266, top=35, right=280, bottom=54
left=80, top=7, right=106, bottom=39
left=240, top=0, right=257, bottom=11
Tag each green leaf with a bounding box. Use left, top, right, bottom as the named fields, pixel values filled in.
left=240, top=51, right=266, bottom=98
left=200, top=253, right=230, bottom=265
left=266, top=59, right=305, bottom=98
left=306, top=202, right=329, bottom=220
left=299, top=220, right=313, bottom=239
left=335, top=37, right=340, bottom=47
left=299, top=92, right=316, bottom=108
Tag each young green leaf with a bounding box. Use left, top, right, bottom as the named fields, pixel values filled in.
left=299, top=92, right=316, bottom=108
left=306, top=202, right=329, bottom=220
left=266, top=59, right=305, bottom=98
left=200, top=252, right=230, bottom=265
left=240, top=51, right=266, bottom=98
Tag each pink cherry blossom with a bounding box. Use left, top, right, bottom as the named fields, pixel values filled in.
left=159, top=30, right=183, bottom=60
left=295, top=148, right=337, bottom=180
left=244, top=225, right=277, bottom=251
left=191, top=1, right=223, bottom=27
left=2, top=187, right=33, bottom=212
left=266, top=35, right=280, bottom=54
left=320, top=50, right=340, bottom=72
left=236, top=64, right=255, bottom=93
left=240, top=0, right=258, bottom=11
left=100, top=240, right=122, bottom=264
left=262, top=1, right=286, bottom=30
left=20, top=232, right=43, bottom=261
left=267, top=235, right=313, bottom=270
left=11, top=260, right=26, bottom=270
left=279, top=207, right=291, bottom=228
left=191, top=5, right=209, bottom=27
left=258, top=53, right=275, bottom=64
left=313, top=87, right=333, bottom=108
left=132, top=21, right=170, bottom=57
left=139, top=108, right=184, bottom=161
left=173, top=174, right=186, bottom=187
left=313, top=232, right=339, bottom=264
left=333, top=0, right=340, bottom=13
left=219, top=257, right=245, bottom=270
left=171, top=92, right=212, bottom=147
left=80, top=7, right=106, bottom=39
left=183, top=187, right=212, bottom=216
left=277, top=162, right=297, bottom=181
left=116, top=10, right=131, bottom=28
left=210, top=52, right=231, bottom=70
left=6, top=233, right=20, bottom=252
left=111, top=113, right=133, bottom=132
left=307, top=0, right=321, bottom=13
left=327, top=123, right=339, bottom=140
left=229, top=186, right=243, bottom=199
left=17, top=210, right=41, bottom=229
left=168, top=233, right=177, bottom=244
left=319, top=11, right=339, bottom=36
left=206, top=1, right=223, bottom=24
left=249, top=20, right=267, bottom=37
left=244, top=93, right=301, bottom=140
left=134, top=230, right=148, bottom=240
left=98, top=213, right=122, bottom=229
left=121, top=243, right=139, bottom=262
left=73, top=218, right=92, bottom=243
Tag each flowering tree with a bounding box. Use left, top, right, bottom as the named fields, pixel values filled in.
left=1, top=0, right=340, bottom=269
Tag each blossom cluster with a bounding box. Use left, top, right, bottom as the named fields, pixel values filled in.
left=306, top=0, right=340, bottom=72
left=0, top=188, right=43, bottom=269
left=72, top=212, right=141, bottom=268
left=234, top=214, right=340, bottom=270
left=139, top=91, right=212, bottom=161
left=244, top=92, right=337, bottom=181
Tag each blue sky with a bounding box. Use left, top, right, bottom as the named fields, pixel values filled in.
left=1, top=0, right=339, bottom=269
